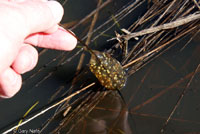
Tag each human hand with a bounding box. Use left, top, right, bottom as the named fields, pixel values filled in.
left=0, top=0, right=77, bottom=98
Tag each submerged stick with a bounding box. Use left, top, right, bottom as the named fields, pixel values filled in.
left=161, top=64, right=200, bottom=133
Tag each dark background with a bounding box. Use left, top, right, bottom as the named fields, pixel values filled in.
left=0, top=0, right=200, bottom=134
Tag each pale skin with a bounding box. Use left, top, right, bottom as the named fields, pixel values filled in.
left=0, top=0, right=77, bottom=98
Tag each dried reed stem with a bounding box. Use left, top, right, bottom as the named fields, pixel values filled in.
left=192, top=0, right=200, bottom=10
left=2, top=83, right=95, bottom=134
left=111, top=11, right=200, bottom=41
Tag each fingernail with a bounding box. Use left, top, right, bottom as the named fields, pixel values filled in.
left=46, top=1, right=64, bottom=23
left=58, top=27, right=77, bottom=50
left=64, top=30, right=77, bottom=50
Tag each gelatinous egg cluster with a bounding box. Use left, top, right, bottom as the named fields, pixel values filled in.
left=89, top=50, right=126, bottom=90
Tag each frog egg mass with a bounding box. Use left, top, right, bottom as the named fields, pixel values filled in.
left=89, top=51, right=127, bottom=90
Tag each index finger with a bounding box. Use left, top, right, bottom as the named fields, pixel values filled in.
left=24, top=27, right=77, bottom=51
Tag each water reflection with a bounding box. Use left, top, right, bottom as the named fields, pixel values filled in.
left=71, top=92, right=132, bottom=134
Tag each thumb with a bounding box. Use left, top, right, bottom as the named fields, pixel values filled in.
left=19, top=0, right=64, bottom=34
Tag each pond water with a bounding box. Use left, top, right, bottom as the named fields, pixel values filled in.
left=0, top=0, right=200, bottom=134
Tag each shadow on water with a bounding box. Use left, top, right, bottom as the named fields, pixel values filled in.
left=0, top=0, right=200, bottom=134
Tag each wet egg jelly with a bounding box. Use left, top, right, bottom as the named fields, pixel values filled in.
left=89, top=50, right=127, bottom=90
